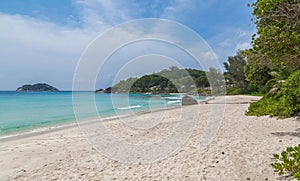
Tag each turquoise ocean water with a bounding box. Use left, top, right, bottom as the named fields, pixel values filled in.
left=0, top=91, right=205, bottom=137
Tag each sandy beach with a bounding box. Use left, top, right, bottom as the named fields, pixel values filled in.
left=0, top=95, right=299, bottom=180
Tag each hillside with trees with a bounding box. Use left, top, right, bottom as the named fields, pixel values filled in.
left=112, top=66, right=210, bottom=94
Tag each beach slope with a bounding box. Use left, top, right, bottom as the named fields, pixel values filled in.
left=0, top=95, right=299, bottom=180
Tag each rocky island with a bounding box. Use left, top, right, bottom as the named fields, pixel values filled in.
left=16, top=83, right=59, bottom=92
left=95, top=87, right=118, bottom=93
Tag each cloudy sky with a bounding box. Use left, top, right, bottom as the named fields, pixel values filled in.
left=0, top=0, right=255, bottom=90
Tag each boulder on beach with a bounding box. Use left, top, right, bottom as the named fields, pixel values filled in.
left=182, top=95, right=198, bottom=105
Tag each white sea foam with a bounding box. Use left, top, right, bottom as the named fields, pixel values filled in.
left=163, top=97, right=181, bottom=100
left=117, top=105, right=142, bottom=110
left=167, top=100, right=181, bottom=104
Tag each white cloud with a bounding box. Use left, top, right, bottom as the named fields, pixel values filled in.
left=73, top=0, right=140, bottom=29
left=0, top=0, right=255, bottom=89
left=75, top=19, right=216, bottom=90
left=161, top=0, right=210, bottom=20
left=0, top=13, right=97, bottom=89
left=235, top=42, right=251, bottom=51
left=208, top=28, right=254, bottom=64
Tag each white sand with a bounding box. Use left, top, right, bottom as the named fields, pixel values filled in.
left=0, top=95, right=299, bottom=180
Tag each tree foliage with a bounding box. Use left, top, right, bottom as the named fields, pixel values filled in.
left=206, top=67, right=226, bottom=94
left=246, top=70, right=300, bottom=118
left=244, top=0, right=300, bottom=90
left=112, top=77, right=138, bottom=92
left=113, top=67, right=210, bottom=94
left=224, top=51, right=248, bottom=88
left=244, top=0, right=300, bottom=118
left=247, top=0, right=300, bottom=70
left=223, top=51, right=260, bottom=94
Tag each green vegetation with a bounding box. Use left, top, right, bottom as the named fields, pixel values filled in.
left=112, top=77, right=138, bottom=93
left=113, top=66, right=210, bottom=94
left=271, top=144, right=300, bottom=180
left=246, top=70, right=300, bottom=118
left=128, top=74, right=171, bottom=93
left=206, top=67, right=226, bottom=95
left=241, top=0, right=300, bottom=178
left=242, top=0, right=300, bottom=118
left=224, top=51, right=247, bottom=89
left=223, top=51, right=261, bottom=95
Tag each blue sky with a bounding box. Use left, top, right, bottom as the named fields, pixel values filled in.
left=0, top=0, right=255, bottom=90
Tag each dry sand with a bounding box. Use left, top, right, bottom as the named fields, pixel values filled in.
left=0, top=95, right=299, bottom=180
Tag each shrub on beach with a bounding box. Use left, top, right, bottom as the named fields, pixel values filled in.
left=226, top=87, right=242, bottom=95
left=243, top=0, right=300, bottom=118
left=246, top=70, right=300, bottom=118
left=271, top=144, right=300, bottom=180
